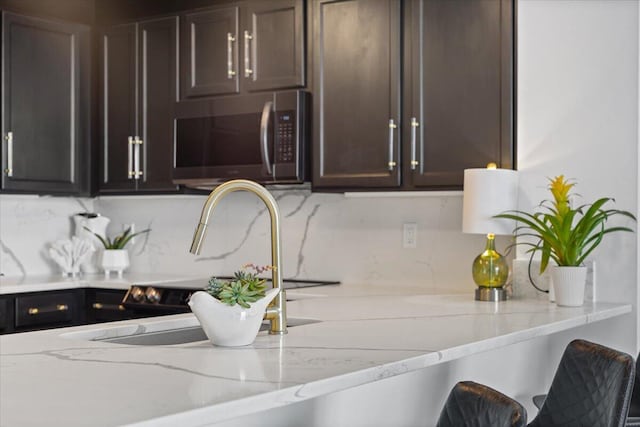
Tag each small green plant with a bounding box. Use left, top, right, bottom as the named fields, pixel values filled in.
left=495, top=175, right=635, bottom=274
left=206, top=264, right=274, bottom=308
left=85, top=226, right=150, bottom=250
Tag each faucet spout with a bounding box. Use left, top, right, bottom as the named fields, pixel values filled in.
left=189, top=179, right=287, bottom=335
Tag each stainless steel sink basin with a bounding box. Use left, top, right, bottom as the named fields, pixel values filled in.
left=94, top=318, right=319, bottom=346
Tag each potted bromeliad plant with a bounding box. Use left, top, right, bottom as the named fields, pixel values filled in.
left=495, top=175, right=635, bottom=306
left=86, top=226, right=150, bottom=278
left=188, top=264, right=279, bottom=347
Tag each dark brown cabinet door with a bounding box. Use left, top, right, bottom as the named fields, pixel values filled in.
left=181, top=7, right=239, bottom=98
left=1, top=12, right=89, bottom=194
left=100, top=18, right=179, bottom=193
left=312, top=0, right=401, bottom=189
left=405, top=0, right=514, bottom=189
left=100, top=23, right=137, bottom=191
left=243, top=0, right=305, bottom=92
left=138, top=17, right=179, bottom=191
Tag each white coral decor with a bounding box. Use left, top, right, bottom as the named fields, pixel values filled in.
left=48, top=237, right=95, bottom=276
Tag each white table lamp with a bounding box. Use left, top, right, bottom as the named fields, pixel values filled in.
left=462, top=163, right=518, bottom=301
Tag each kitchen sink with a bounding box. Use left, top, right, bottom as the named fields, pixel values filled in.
left=69, top=317, right=320, bottom=346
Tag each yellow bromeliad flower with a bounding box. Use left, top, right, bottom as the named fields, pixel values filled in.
left=549, top=175, right=574, bottom=217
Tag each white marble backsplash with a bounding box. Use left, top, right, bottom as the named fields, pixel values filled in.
left=0, top=195, right=95, bottom=276
left=1, top=189, right=510, bottom=294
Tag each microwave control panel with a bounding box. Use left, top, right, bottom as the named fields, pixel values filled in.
left=276, top=110, right=296, bottom=163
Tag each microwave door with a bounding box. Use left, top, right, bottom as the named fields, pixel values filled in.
left=260, top=101, right=274, bottom=178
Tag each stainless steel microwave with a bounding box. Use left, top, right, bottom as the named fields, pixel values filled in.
left=172, top=90, right=309, bottom=188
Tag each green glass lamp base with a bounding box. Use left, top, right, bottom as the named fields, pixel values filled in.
left=471, top=234, right=509, bottom=302
left=471, top=234, right=509, bottom=287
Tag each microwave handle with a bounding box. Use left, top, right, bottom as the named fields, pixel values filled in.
left=260, top=101, right=274, bottom=176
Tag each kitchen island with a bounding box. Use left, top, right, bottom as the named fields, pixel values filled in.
left=0, top=284, right=631, bottom=427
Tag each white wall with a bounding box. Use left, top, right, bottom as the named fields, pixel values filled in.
left=517, top=0, right=638, bottom=353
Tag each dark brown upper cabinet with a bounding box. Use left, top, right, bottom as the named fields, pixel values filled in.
left=404, top=0, right=514, bottom=189
left=100, top=16, right=179, bottom=193
left=312, top=0, right=514, bottom=191
left=1, top=12, right=90, bottom=195
left=312, top=0, right=402, bottom=189
left=181, top=0, right=305, bottom=100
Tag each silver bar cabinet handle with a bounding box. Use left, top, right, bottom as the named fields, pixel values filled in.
left=127, top=136, right=134, bottom=179
left=227, top=32, right=236, bottom=79
left=260, top=101, right=273, bottom=176
left=388, top=119, right=397, bottom=171
left=244, top=30, right=253, bottom=78
left=5, top=131, right=13, bottom=177
left=134, top=136, right=143, bottom=179
left=410, top=117, right=419, bottom=170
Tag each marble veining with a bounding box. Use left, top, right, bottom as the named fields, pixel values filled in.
left=1, top=190, right=502, bottom=293
left=0, top=285, right=631, bottom=427
left=0, top=238, right=26, bottom=276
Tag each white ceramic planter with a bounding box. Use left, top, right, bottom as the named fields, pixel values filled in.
left=101, top=249, right=130, bottom=278
left=188, top=288, right=280, bottom=347
left=550, top=266, right=587, bottom=307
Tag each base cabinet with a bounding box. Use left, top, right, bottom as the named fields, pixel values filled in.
left=13, top=290, right=85, bottom=333
left=0, top=288, right=191, bottom=335
left=0, top=298, right=10, bottom=333
left=86, top=289, right=138, bottom=324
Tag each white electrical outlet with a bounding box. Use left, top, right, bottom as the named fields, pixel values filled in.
left=402, top=223, right=417, bottom=248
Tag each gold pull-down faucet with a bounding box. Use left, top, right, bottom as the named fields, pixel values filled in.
left=189, top=179, right=287, bottom=335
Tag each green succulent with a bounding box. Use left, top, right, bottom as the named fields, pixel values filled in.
left=206, top=277, right=226, bottom=299
left=217, top=281, right=265, bottom=309
left=85, top=226, right=150, bottom=249
left=205, top=264, right=272, bottom=308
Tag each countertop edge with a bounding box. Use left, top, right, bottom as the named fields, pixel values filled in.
left=121, top=303, right=632, bottom=426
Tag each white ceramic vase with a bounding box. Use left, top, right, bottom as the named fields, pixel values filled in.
left=73, top=214, right=110, bottom=273
left=550, top=266, right=587, bottom=307
left=101, top=249, right=130, bottom=278
left=188, top=288, right=280, bottom=347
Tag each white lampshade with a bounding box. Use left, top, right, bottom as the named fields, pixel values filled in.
left=462, top=167, right=518, bottom=235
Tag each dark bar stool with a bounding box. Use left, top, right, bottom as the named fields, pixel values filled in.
left=529, top=339, right=635, bottom=427
left=626, top=361, right=640, bottom=426
left=436, top=381, right=527, bottom=427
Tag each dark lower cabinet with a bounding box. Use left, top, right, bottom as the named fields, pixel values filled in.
left=312, top=0, right=515, bottom=191
left=0, top=288, right=191, bottom=335
left=13, top=290, right=85, bottom=332
left=86, top=289, right=138, bottom=323
left=0, top=298, right=10, bottom=333
left=1, top=11, right=90, bottom=195
left=100, top=16, right=179, bottom=193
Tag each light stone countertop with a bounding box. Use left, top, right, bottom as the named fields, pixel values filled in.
left=0, top=273, right=211, bottom=294
left=0, top=283, right=631, bottom=427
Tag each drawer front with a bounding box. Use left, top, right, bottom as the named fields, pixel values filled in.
left=90, top=289, right=135, bottom=322
left=15, top=292, right=76, bottom=328
left=0, top=298, right=8, bottom=330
